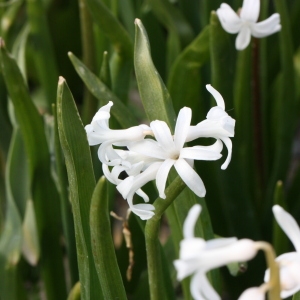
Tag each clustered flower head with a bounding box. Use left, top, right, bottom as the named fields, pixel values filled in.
left=217, top=0, right=281, bottom=50
left=85, top=85, right=235, bottom=220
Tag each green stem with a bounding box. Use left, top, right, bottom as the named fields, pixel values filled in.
left=78, top=0, right=97, bottom=124
left=145, top=176, right=186, bottom=300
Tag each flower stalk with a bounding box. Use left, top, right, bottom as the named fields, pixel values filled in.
left=145, top=176, right=186, bottom=300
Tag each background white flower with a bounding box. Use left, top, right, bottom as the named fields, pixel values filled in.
left=174, top=204, right=258, bottom=300
left=216, top=0, right=281, bottom=50
left=264, top=205, right=300, bottom=298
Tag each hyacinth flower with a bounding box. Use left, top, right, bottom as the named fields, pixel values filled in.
left=187, top=84, right=235, bottom=169
left=264, top=205, right=300, bottom=298
left=216, top=0, right=281, bottom=50
left=85, top=86, right=235, bottom=220
left=174, top=204, right=259, bottom=300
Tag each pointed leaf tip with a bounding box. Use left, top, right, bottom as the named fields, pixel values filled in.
left=58, top=76, right=65, bottom=85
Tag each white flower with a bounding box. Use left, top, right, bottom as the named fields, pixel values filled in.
left=238, top=286, right=266, bottom=300
left=117, top=107, right=223, bottom=201
left=216, top=0, right=281, bottom=50
left=85, top=101, right=151, bottom=165
left=187, top=84, right=235, bottom=169
left=264, top=205, right=300, bottom=298
left=174, top=204, right=258, bottom=300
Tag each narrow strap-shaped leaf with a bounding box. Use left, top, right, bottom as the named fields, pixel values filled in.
left=26, top=0, right=59, bottom=109
left=90, top=177, right=127, bottom=299
left=0, top=129, right=24, bottom=300
left=57, top=77, right=103, bottom=300
left=134, top=19, right=176, bottom=129
left=168, top=25, right=210, bottom=119
left=99, top=51, right=111, bottom=89
left=68, top=52, right=138, bottom=128
left=67, top=282, right=81, bottom=300
left=0, top=39, right=67, bottom=300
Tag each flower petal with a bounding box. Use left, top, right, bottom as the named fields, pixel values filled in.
left=127, top=194, right=155, bottom=220
left=235, top=26, right=252, bottom=50
left=220, top=137, right=232, bottom=170
left=206, top=85, right=225, bottom=110
left=174, top=159, right=206, bottom=197
left=238, top=287, right=265, bottom=300
left=273, top=205, right=300, bottom=252
left=205, top=237, right=238, bottom=250
left=183, top=204, right=202, bottom=238
left=190, top=271, right=221, bottom=300
left=128, top=139, right=168, bottom=160
left=180, top=146, right=222, bottom=161
left=240, top=0, right=260, bottom=23
left=216, top=3, right=242, bottom=34
left=156, top=159, right=175, bottom=199
left=251, top=13, right=281, bottom=38
left=174, top=107, right=192, bottom=151
left=150, top=120, right=176, bottom=154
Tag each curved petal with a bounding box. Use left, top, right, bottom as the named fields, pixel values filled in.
left=238, top=287, right=265, bottom=300
left=136, top=189, right=149, bottom=202
left=127, top=194, right=155, bottom=220
left=273, top=205, right=300, bottom=252
left=102, top=164, right=118, bottom=184
left=206, top=85, right=225, bottom=110
left=183, top=204, right=202, bottom=238
left=174, top=159, right=206, bottom=197
left=98, top=142, right=122, bottom=166
left=216, top=3, right=242, bottom=34
left=220, top=137, right=232, bottom=170
left=174, top=259, right=201, bottom=281
left=251, top=13, right=281, bottom=38
left=174, top=107, right=192, bottom=151
left=205, top=237, right=238, bottom=250
left=156, top=159, right=175, bottom=199
left=190, top=271, right=220, bottom=300
left=180, top=147, right=222, bottom=161
left=150, top=120, right=176, bottom=154
left=235, top=26, right=252, bottom=50
left=128, top=139, right=168, bottom=160
left=241, top=0, right=260, bottom=23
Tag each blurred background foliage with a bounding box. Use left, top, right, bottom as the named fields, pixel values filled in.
left=0, top=0, right=300, bottom=299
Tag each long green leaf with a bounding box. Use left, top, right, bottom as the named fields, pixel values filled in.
left=68, top=52, right=138, bottom=128
left=0, top=38, right=67, bottom=300
left=134, top=19, right=176, bottom=129
left=90, top=176, right=127, bottom=299
left=57, top=77, right=103, bottom=300
left=168, top=25, right=210, bottom=119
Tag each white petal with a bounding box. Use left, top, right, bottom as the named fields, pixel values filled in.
left=235, top=26, right=252, bottom=50
left=220, top=137, right=232, bottom=170
left=180, top=146, right=222, bottom=161
left=251, top=14, right=281, bottom=38
left=216, top=3, right=242, bottom=34
left=190, top=271, right=221, bottom=300
left=241, top=0, right=260, bottom=23
left=150, top=120, right=176, bottom=154
left=136, top=189, right=149, bottom=203
left=98, top=142, right=122, bottom=166
left=205, top=237, right=238, bottom=250
left=238, top=287, right=265, bottom=300
left=174, top=159, right=206, bottom=197
left=179, top=238, right=206, bottom=259
left=156, top=159, right=175, bottom=199
left=174, top=259, right=199, bottom=281
left=183, top=204, right=202, bottom=238
left=206, top=85, right=225, bottom=110
left=273, top=205, right=300, bottom=252
left=102, top=164, right=118, bottom=184
left=128, top=139, right=168, bottom=160
left=127, top=194, right=155, bottom=220
left=174, top=107, right=192, bottom=151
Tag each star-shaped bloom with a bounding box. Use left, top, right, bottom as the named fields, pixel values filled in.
left=117, top=106, right=223, bottom=202
left=174, top=204, right=259, bottom=300
left=85, top=101, right=151, bottom=165
left=264, top=205, right=300, bottom=298
left=187, top=84, right=235, bottom=169
left=216, top=0, right=281, bottom=50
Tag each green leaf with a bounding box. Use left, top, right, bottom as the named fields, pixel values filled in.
left=168, top=25, right=210, bottom=119
left=134, top=19, right=176, bottom=129
left=0, top=38, right=67, bottom=300
left=21, top=199, right=40, bottom=266
left=26, top=0, right=59, bottom=109
left=293, top=291, right=300, bottom=300
left=68, top=52, right=138, bottom=128
left=57, top=77, right=103, bottom=300
left=67, top=282, right=81, bottom=300
left=90, top=177, right=127, bottom=299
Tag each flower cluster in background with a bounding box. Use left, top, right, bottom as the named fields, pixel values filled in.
left=86, top=85, right=235, bottom=219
